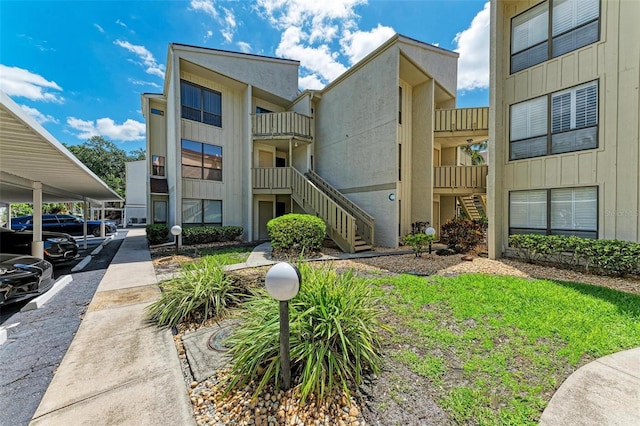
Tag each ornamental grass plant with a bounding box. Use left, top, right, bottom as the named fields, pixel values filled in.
left=225, top=262, right=384, bottom=401
left=147, top=257, right=243, bottom=326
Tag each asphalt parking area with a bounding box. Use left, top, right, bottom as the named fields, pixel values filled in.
left=0, top=230, right=126, bottom=426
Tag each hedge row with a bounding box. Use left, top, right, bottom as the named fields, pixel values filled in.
left=509, top=234, right=640, bottom=276
left=145, top=224, right=243, bottom=246
left=182, top=226, right=243, bottom=245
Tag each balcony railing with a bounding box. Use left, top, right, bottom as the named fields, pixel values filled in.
left=435, top=107, right=489, bottom=132
left=433, top=165, right=488, bottom=190
left=252, top=167, right=291, bottom=191
left=251, top=112, right=313, bottom=140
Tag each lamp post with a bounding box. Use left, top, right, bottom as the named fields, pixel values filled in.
left=425, top=226, right=436, bottom=254
left=265, top=262, right=301, bottom=390
left=171, top=225, right=182, bottom=255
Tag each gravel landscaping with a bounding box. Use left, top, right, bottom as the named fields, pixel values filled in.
left=151, top=242, right=640, bottom=425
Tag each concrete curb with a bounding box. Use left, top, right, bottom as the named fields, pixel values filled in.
left=90, top=245, right=103, bottom=256
left=21, top=275, right=73, bottom=312
left=0, top=327, right=6, bottom=346
left=71, top=256, right=92, bottom=272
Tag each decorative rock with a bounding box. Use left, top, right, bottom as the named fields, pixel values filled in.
left=190, top=381, right=198, bottom=389
left=461, top=255, right=474, bottom=261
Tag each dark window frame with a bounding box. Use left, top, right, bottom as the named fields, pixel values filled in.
left=181, top=139, right=223, bottom=182
left=509, top=79, right=599, bottom=161
left=510, top=0, right=601, bottom=74
left=181, top=199, right=222, bottom=226
left=180, top=80, right=222, bottom=127
left=152, top=155, right=166, bottom=177
left=508, top=186, right=599, bottom=238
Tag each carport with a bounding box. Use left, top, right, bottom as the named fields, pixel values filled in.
left=0, top=91, right=123, bottom=257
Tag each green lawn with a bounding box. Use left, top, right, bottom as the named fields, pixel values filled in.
left=196, top=246, right=252, bottom=266
left=374, top=273, right=640, bottom=425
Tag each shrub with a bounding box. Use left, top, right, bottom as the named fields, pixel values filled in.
left=146, top=224, right=169, bottom=245
left=225, top=262, right=383, bottom=401
left=147, top=258, right=243, bottom=326
left=267, top=214, right=326, bottom=254
left=440, top=218, right=483, bottom=253
left=402, top=233, right=434, bottom=257
left=182, top=226, right=243, bottom=245
left=508, top=234, right=640, bottom=276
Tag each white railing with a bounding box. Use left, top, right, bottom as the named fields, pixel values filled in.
left=435, top=107, right=489, bottom=132
left=251, top=112, right=312, bottom=140
left=433, top=165, right=488, bottom=189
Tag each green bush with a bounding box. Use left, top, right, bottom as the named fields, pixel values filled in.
left=508, top=234, right=640, bottom=276
left=226, top=262, right=383, bottom=401
left=147, top=258, right=243, bottom=326
left=181, top=226, right=243, bottom=245
left=402, top=233, right=434, bottom=257
left=267, top=214, right=326, bottom=254
left=440, top=218, right=483, bottom=253
left=146, top=224, right=169, bottom=245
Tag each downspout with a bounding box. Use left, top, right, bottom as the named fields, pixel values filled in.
left=31, top=182, right=43, bottom=259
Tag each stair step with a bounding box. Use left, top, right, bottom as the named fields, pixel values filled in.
left=354, top=245, right=372, bottom=252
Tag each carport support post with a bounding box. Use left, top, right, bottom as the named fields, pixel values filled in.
left=83, top=200, right=89, bottom=249
left=100, top=206, right=105, bottom=237
left=31, top=182, right=44, bottom=259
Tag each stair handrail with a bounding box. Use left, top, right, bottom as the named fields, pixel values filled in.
left=290, top=168, right=357, bottom=253
left=306, top=170, right=374, bottom=246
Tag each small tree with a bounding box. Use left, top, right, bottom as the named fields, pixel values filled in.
left=402, top=233, right=434, bottom=257
left=267, top=214, right=326, bottom=255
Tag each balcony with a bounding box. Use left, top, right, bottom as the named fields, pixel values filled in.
left=433, top=165, right=488, bottom=194
left=252, top=112, right=313, bottom=141
left=434, top=107, right=489, bottom=148
left=252, top=167, right=292, bottom=194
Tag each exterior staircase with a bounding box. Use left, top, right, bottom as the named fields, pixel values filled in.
left=458, top=195, right=484, bottom=220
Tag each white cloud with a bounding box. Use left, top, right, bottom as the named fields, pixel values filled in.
left=299, top=74, right=324, bottom=91
left=257, top=0, right=366, bottom=29
left=128, top=78, right=161, bottom=89
left=19, top=105, right=59, bottom=125
left=276, top=26, right=347, bottom=84
left=454, top=1, right=490, bottom=91
left=114, top=40, right=165, bottom=78
left=67, top=116, right=145, bottom=141
left=115, top=19, right=128, bottom=28
left=190, top=0, right=238, bottom=43
left=236, top=41, right=252, bottom=53
left=93, top=23, right=105, bottom=33
left=204, top=30, right=214, bottom=43
left=341, top=24, right=395, bottom=65
left=0, top=65, right=64, bottom=103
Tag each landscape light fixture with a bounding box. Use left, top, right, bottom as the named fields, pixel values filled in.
left=425, top=226, right=436, bottom=254
left=265, top=262, right=301, bottom=390
left=171, top=225, right=182, bottom=255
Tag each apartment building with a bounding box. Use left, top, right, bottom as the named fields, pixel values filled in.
left=488, top=0, right=640, bottom=259
left=142, top=35, right=489, bottom=252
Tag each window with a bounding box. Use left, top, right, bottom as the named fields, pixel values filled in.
left=510, top=186, right=597, bottom=238
left=398, top=86, right=403, bottom=124
left=511, top=0, right=600, bottom=73
left=256, top=106, right=272, bottom=114
left=510, top=80, right=598, bottom=160
left=180, top=80, right=222, bottom=127
left=181, top=139, right=222, bottom=181
left=153, top=200, right=167, bottom=223
left=182, top=199, right=222, bottom=225
left=152, top=155, right=165, bottom=176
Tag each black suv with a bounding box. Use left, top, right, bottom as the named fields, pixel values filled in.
left=11, top=214, right=117, bottom=237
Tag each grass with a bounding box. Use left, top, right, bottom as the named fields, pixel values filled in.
left=195, top=246, right=252, bottom=266
left=375, top=273, right=640, bottom=425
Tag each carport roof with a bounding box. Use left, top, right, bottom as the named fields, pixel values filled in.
left=0, top=91, right=123, bottom=205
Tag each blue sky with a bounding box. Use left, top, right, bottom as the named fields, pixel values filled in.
left=0, top=0, right=490, bottom=153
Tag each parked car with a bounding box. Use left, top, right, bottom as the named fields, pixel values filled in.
left=11, top=214, right=117, bottom=237
left=0, top=253, right=54, bottom=305
left=0, top=227, right=79, bottom=264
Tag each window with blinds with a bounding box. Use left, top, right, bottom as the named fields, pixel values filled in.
left=509, top=187, right=597, bottom=238
left=511, top=0, right=600, bottom=74
left=180, top=80, right=222, bottom=127
left=509, top=80, right=598, bottom=160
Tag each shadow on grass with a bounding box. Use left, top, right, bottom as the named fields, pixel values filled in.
left=550, top=279, right=640, bottom=317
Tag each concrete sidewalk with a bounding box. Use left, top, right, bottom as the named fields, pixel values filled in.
left=30, top=228, right=195, bottom=426
left=540, top=347, right=640, bottom=425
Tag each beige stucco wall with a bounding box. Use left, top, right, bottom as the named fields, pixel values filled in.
left=489, top=0, right=640, bottom=258
left=314, top=45, right=400, bottom=247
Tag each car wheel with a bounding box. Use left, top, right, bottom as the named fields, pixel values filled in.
left=91, top=227, right=101, bottom=237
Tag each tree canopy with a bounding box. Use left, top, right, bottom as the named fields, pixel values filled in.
left=64, top=136, right=145, bottom=198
